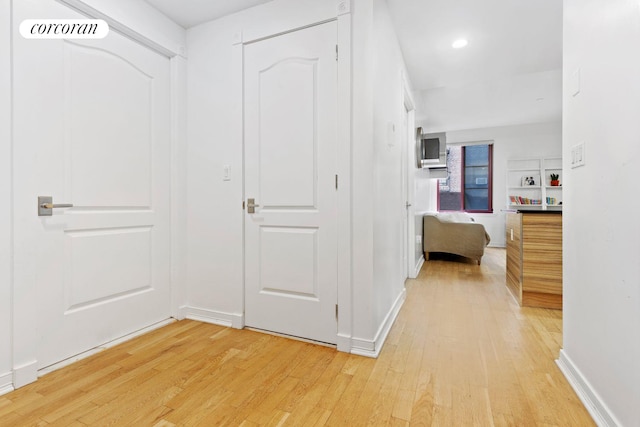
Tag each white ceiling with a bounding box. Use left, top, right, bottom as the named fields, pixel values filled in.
left=386, top=0, right=562, bottom=91
left=144, top=0, right=563, bottom=131
left=385, top=0, right=563, bottom=131
left=143, top=0, right=273, bottom=29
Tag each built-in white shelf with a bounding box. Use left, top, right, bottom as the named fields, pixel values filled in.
left=507, top=157, right=562, bottom=210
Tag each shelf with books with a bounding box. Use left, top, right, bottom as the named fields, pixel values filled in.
left=507, top=157, right=563, bottom=210
left=509, top=195, right=543, bottom=206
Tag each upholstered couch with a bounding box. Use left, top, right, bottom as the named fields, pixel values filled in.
left=423, top=213, right=491, bottom=265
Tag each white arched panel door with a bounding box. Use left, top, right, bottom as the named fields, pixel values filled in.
left=244, top=22, right=338, bottom=344
left=13, top=0, right=171, bottom=370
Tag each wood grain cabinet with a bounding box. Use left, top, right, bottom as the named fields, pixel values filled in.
left=505, top=211, right=562, bottom=309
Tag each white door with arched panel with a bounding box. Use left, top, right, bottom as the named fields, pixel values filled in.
left=13, top=0, right=172, bottom=370
left=243, top=22, right=338, bottom=344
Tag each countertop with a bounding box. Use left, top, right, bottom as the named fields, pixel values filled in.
left=507, top=208, right=562, bottom=214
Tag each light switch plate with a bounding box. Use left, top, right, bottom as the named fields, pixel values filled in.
left=223, top=165, right=231, bottom=181
left=571, top=142, right=585, bottom=168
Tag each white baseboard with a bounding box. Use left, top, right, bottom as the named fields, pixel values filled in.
left=185, top=306, right=244, bottom=329
left=336, top=333, right=351, bottom=353
left=13, top=360, right=37, bottom=389
left=173, top=305, right=187, bottom=321
left=0, top=371, right=14, bottom=396
left=350, top=337, right=375, bottom=356
left=556, top=350, right=619, bottom=427
left=351, top=288, right=406, bottom=358
left=412, top=255, right=424, bottom=278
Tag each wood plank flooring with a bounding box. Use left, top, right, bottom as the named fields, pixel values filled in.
left=0, top=248, right=594, bottom=426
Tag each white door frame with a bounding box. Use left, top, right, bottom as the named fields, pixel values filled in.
left=10, top=0, right=187, bottom=388
left=401, top=100, right=409, bottom=280
left=232, top=1, right=352, bottom=352
left=401, top=72, right=417, bottom=279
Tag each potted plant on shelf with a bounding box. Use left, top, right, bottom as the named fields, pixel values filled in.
left=550, top=173, right=560, bottom=186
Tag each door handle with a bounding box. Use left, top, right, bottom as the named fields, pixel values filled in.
left=38, top=196, right=74, bottom=216
left=406, top=202, right=412, bottom=208
left=247, top=198, right=260, bottom=214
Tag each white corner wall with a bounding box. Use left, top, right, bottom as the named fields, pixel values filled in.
left=170, top=54, right=189, bottom=320
left=350, top=0, right=376, bottom=343
left=414, top=122, right=562, bottom=248
left=560, top=1, right=640, bottom=425
left=367, top=0, right=410, bottom=348
left=347, top=0, right=414, bottom=353
left=0, top=0, right=12, bottom=394
left=185, top=15, right=244, bottom=325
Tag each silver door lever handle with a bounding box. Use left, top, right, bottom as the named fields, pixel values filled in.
left=247, top=198, right=260, bottom=214
left=40, top=203, right=74, bottom=209
left=38, top=196, right=73, bottom=216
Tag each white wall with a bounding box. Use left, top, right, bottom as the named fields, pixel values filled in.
left=414, top=122, right=562, bottom=248
left=559, top=1, right=640, bottom=425
left=350, top=0, right=376, bottom=341
left=185, top=12, right=244, bottom=324
left=368, top=0, right=410, bottom=341
left=170, top=55, right=188, bottom=319
left=343, top=0, right=413, bottom=349
left=0, top=0, right=12, bottom=394
left=413, top=168, right=435, bottom=269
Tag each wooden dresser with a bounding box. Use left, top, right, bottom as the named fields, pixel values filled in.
left=506, top=211, right=562, bottom=309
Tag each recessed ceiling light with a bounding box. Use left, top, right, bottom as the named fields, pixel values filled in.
left=452, top=39, right=468, bottom=49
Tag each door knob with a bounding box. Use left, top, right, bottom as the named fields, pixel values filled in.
left=247, top=198, right=260, bottom=214
left=38, top=196, right=74, bottom=216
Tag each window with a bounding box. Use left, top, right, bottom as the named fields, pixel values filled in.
left=438, top=144, right=493, bottom=213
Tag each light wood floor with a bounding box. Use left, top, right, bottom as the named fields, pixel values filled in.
left=0, top=248, right=594, bottom=426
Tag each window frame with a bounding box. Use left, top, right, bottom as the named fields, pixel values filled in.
left=437, top=143, right=493, bottom=214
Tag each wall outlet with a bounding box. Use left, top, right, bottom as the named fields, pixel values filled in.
left=416, top=235, right=422, bottom=245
